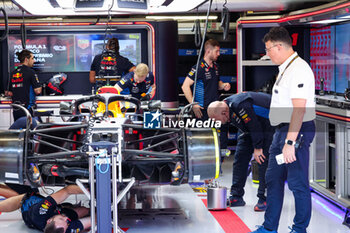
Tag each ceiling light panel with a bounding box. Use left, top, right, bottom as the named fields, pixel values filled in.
left=150, top=0, right=206, bottom=13
left=14, top=0, right=208, bottom=15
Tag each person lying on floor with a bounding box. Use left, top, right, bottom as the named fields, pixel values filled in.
left=0, top=184, right=90, bottom=233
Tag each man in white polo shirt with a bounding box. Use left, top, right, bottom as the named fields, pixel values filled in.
left=251, top=27, right=315, bottom=233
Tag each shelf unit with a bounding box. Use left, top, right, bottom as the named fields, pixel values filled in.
left=236, top=24, right=309, bottom=92
left=235, top=0, right=350, bottom=216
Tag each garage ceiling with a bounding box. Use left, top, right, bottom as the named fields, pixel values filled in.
left=0, top=0, right=343, bottom=17
left=196, top=0, right=338, bottom=13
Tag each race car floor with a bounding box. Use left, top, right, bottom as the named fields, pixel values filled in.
left=0, top=155, right=349, bottom=233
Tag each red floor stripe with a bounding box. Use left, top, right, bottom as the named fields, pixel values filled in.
left=202, top=199, right=251, bottom=233
left=112, top=228, right=129, bottom=232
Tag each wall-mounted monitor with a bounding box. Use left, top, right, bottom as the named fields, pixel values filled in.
left=334, top=23, right=350, bottom=94
left=310, top=26, right=335, bottom=92
left=8, top=34, right=75, bottom=72
left=74, top=33, right=142, bottom=71
left=311, top=23, right=350, bottom=94
left=8, top=32, right=143, bottom=73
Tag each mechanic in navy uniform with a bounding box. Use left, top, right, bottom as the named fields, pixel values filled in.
left=181, top=39, right=231, bottom=120
left=207, top=92, right=274, bottom=211
left=115, top=63, right=156, bottom=100
left=89, top=38, right=136, bottom=88
left=5, top=49, right=42, bottom=121
left=251, top=27, right=316, bottom=233
left=0, top=185, right=90, bottom=233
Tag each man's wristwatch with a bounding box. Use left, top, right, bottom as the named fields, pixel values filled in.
left=285, top=139, right=296, bottom=146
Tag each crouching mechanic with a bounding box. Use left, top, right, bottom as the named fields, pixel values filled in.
left=0, top=185, right=90, bottom=233
left=207, top=92, right=275, bottom=211
left=115, top=63, right=156, bottom=101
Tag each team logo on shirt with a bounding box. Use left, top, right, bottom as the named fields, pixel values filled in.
left=35, top=74, right=39, bottom=83
left=232, top=112, right=241, bottom=124
left=132, top=86, right=139, bottom=93
left=39, top=208, right=48, bottom=215
left=41, top=200, right=51, bottom=209
left=39, top=200, right=52, bottom=215
left=105, top=56, right=116, bottom=62
left=242, top=114, right=251, bottom=123
left=12, top=83, right=23, bottom=88
left=238, top=109, right=251, bottom=124
left=12, top=73, right=24, bottom=83
left=13, top=73, right=22, bottom=78
left=189, top=68, right=196, bottom=76
left=101, top=56, right=117, bottom=67
left=205, top=72, right=212, bottom=80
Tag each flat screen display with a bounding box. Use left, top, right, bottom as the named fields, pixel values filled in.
left=310, top=23, right=350, bottom=94
left=8, top=33, right=142, bottom=72
left=310, top=26, right=335, bottom=92
left=334, top=23, right=350, bottom=93
left=9, top=34, right=75, bottom=72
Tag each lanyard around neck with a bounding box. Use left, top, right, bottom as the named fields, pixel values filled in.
left=275, top=55, right=299, bottom=86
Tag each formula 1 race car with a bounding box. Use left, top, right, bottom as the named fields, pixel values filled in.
left=0, top=88, right=221, bottom=232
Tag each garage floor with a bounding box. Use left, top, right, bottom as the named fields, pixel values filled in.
left=0, top=155, right=349, bottom=233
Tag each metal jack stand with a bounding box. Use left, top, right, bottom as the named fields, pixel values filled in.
left=88, top=125, right=135, bottom=233
left=112, top=128, right=135, bottom=233
left=95, top=148, right=112, bottom=233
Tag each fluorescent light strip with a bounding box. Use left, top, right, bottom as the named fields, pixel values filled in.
left=31, top=28, right=107, bottom=32
left=308, top=19, right=349, bottom=24
left=146, top=16, right=218, bottom=20
left=15, top=0, right=207, bottom=15
left=36, top=17, right=64, bottom=21
left=149, top=0, right=206, bottom=13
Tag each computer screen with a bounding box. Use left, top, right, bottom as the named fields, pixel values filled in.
left=8, top=34, right=75, bottom=72
left=8, top=33, right=142, bottom=72
left=310, top=26, right=335, bottom=92
left=310, top=23, right=350, bottom=94
left=334, top=23, right=350, bottom=93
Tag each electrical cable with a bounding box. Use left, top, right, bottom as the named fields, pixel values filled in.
left=95, top=151, right=110, bottom=174
left=103, top=0, right=115, bottom=51
left=192, top=19, right=202, bottom=48
left=20, top=10, right=26, bottom=49
left=0, top=5, right=10, bottom=94
left=191, top=0, right=213, bottom=106
left=0, top=7, right=8, bottom=42
left=220, top=0, right=229, bottom=40
left=91, top=15, right=100, bottom=25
